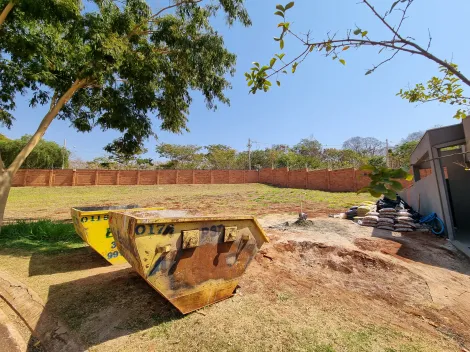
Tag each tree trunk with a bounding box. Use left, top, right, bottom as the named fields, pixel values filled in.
left=0, top=2, right=14, bottom=27
left=0, top=79, right=87, bottom=230
left=0, top=170, right=12, bottom=229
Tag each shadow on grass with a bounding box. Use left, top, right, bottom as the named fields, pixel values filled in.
left=30, top=268, right=181, bottom=349
left=28, top=246, right=110, bottom=276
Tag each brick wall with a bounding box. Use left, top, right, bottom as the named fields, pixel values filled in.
left=10, top=167, right=412, bottom=191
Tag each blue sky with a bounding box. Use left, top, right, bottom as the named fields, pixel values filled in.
left=2, top=0, right=469, bottom=161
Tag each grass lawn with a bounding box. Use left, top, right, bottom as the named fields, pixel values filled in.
left=5, top=183, right=377, bottom=221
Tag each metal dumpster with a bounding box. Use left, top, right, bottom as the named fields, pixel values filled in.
left=108, top=209, right=269, bottom=314
left=71, top=205, right=163, bottom=265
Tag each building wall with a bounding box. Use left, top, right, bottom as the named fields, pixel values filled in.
left=401, top=174, right=443, bottom=221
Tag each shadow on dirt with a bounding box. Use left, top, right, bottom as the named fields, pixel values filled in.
left=28, top=268, right=181, bottom=350
left=28, top=246, right=110, bottom=276
left=362, top=228, right=470, bottom=275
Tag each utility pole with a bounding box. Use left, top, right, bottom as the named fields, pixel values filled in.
left=62, top=138, right=66, bottom=169
left=247, top=138, right=252, bottom=170
left=385, top=139, right=389, bottom=167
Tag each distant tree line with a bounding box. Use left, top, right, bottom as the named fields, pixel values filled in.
left=83, top=132, right=423, bottom=170
left=0, top=135, right=69, bottom=169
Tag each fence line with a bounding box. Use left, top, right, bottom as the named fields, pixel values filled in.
left=11, top=167, right=420, bottom=192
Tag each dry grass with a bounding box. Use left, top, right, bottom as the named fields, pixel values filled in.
left=6, top=184, right=376, bottom=221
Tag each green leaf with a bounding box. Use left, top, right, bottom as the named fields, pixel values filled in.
left=276, top=4, right=285, bottom=11
left=353, top=29, right=361, bottom=35
left=280, top=39, right=284, bottom=50
left=405, top=174, right=413, bottom=181
left=390, top=0, right=400, bottom=13
left=252, top=62, right=260, bottom=68
left=292, top=62, right=298, bottom=73
left=270, top=58, right=277, bottom=67
left=342, top=46, right=350, bottom=51
left=285, top=2, right=295, bottom=10
left=274, top=11, right=284, bottom=17
left=389, top=180, right=404, bottom=191
left=265, top=80, right=272, bottom=86
left=370, top=190, right=383, bottom=198
left=247, top=80, right=253, bottom=86
left=365, top=70, right=372, bottom=75
left=277, top=53, right=285, bottom=60
left=361, top=31, right=368, bottom=37
left=276, top=80, right=281, bottom=87
left=282, top=70, right=287, bottom=74
left=384, top=189, right=397, bottom=200
left=274, top=37, right=281, bottom=41
left=360, top=164, right=375, bottom=171
left=339, top=59, right=346, bottom=66
left=309, top=44, right=315, bottom=52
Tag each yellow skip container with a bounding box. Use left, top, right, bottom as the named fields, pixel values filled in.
left=108, top=209, right=269, bottom=314
left=71, top=205, right=163, bottom=265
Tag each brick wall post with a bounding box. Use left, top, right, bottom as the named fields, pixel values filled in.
left=137, top=170, right=141, bottom=185
left=95, top=170, right=99, bottom=185
left=156, top=170, right=160, bottom=184
left=116, top=170, right=120, bottom=185
left=48, top=170, right=54, bottom=186
left=72, top=170, right=77, bottom=186
left=326, top=169, right=330, bottom=191
left=192, top=170, right=195, bottom=184
left=23, top=170, right=28, bottom=186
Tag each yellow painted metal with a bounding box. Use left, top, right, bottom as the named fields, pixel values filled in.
left=108, top=209, right=269, bottom=314
left=71, top=205, right=163, bottom=265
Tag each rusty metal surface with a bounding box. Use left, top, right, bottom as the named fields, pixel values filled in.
left=109, top=210, right=268, bottom=314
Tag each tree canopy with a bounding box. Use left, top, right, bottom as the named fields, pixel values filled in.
left=0, top=0, right=251, bottom=170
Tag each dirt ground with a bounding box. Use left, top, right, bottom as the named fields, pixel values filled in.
left=1, top=211, right=470, bottom=351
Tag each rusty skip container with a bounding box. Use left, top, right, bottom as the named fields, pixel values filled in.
left=108, top=209, right=269, bottom=314
left=71, top=205, right=163, bottom=265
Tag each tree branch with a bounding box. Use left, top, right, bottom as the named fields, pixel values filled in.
left=0, top=1, right=14, bottom=28
left=7, top=79, right=88, bottom=174
left=362, top=0, right=403, bottom=41
left=128, top=0, right=203, bottom=37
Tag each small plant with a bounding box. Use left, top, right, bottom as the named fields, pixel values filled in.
left=357, top=165, right=413, bottom=199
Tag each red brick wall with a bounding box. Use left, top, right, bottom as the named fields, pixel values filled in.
left=10, top=167, right=414, bottom=191
left=212, top=170, right=229, bottom=184
left=245, top=170, right=259, bottom=183
left=259, top=168, right=273, bottom=184
left=177, top=170, right=193, bottom=184
left=52, top=170, right=74, bottom=186
left=194, top=170, right=211, bottom=184
left=139, top=171, right=157, bottom=185
left=159, top=170, right=177, bottom=184
left=307, top=169, right=328, bottom=191
left=272, top=168, right=288, bottom=187
left=96, top=170, right=117, bottom=185
left=288, top=169, right=307, bottom=189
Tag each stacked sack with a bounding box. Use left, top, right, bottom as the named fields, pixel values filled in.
left=377, top=208, right=396, bottom=231
left=395, top=211, right=415, bottom=232
left=361, top=211, right=379, bottom=227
